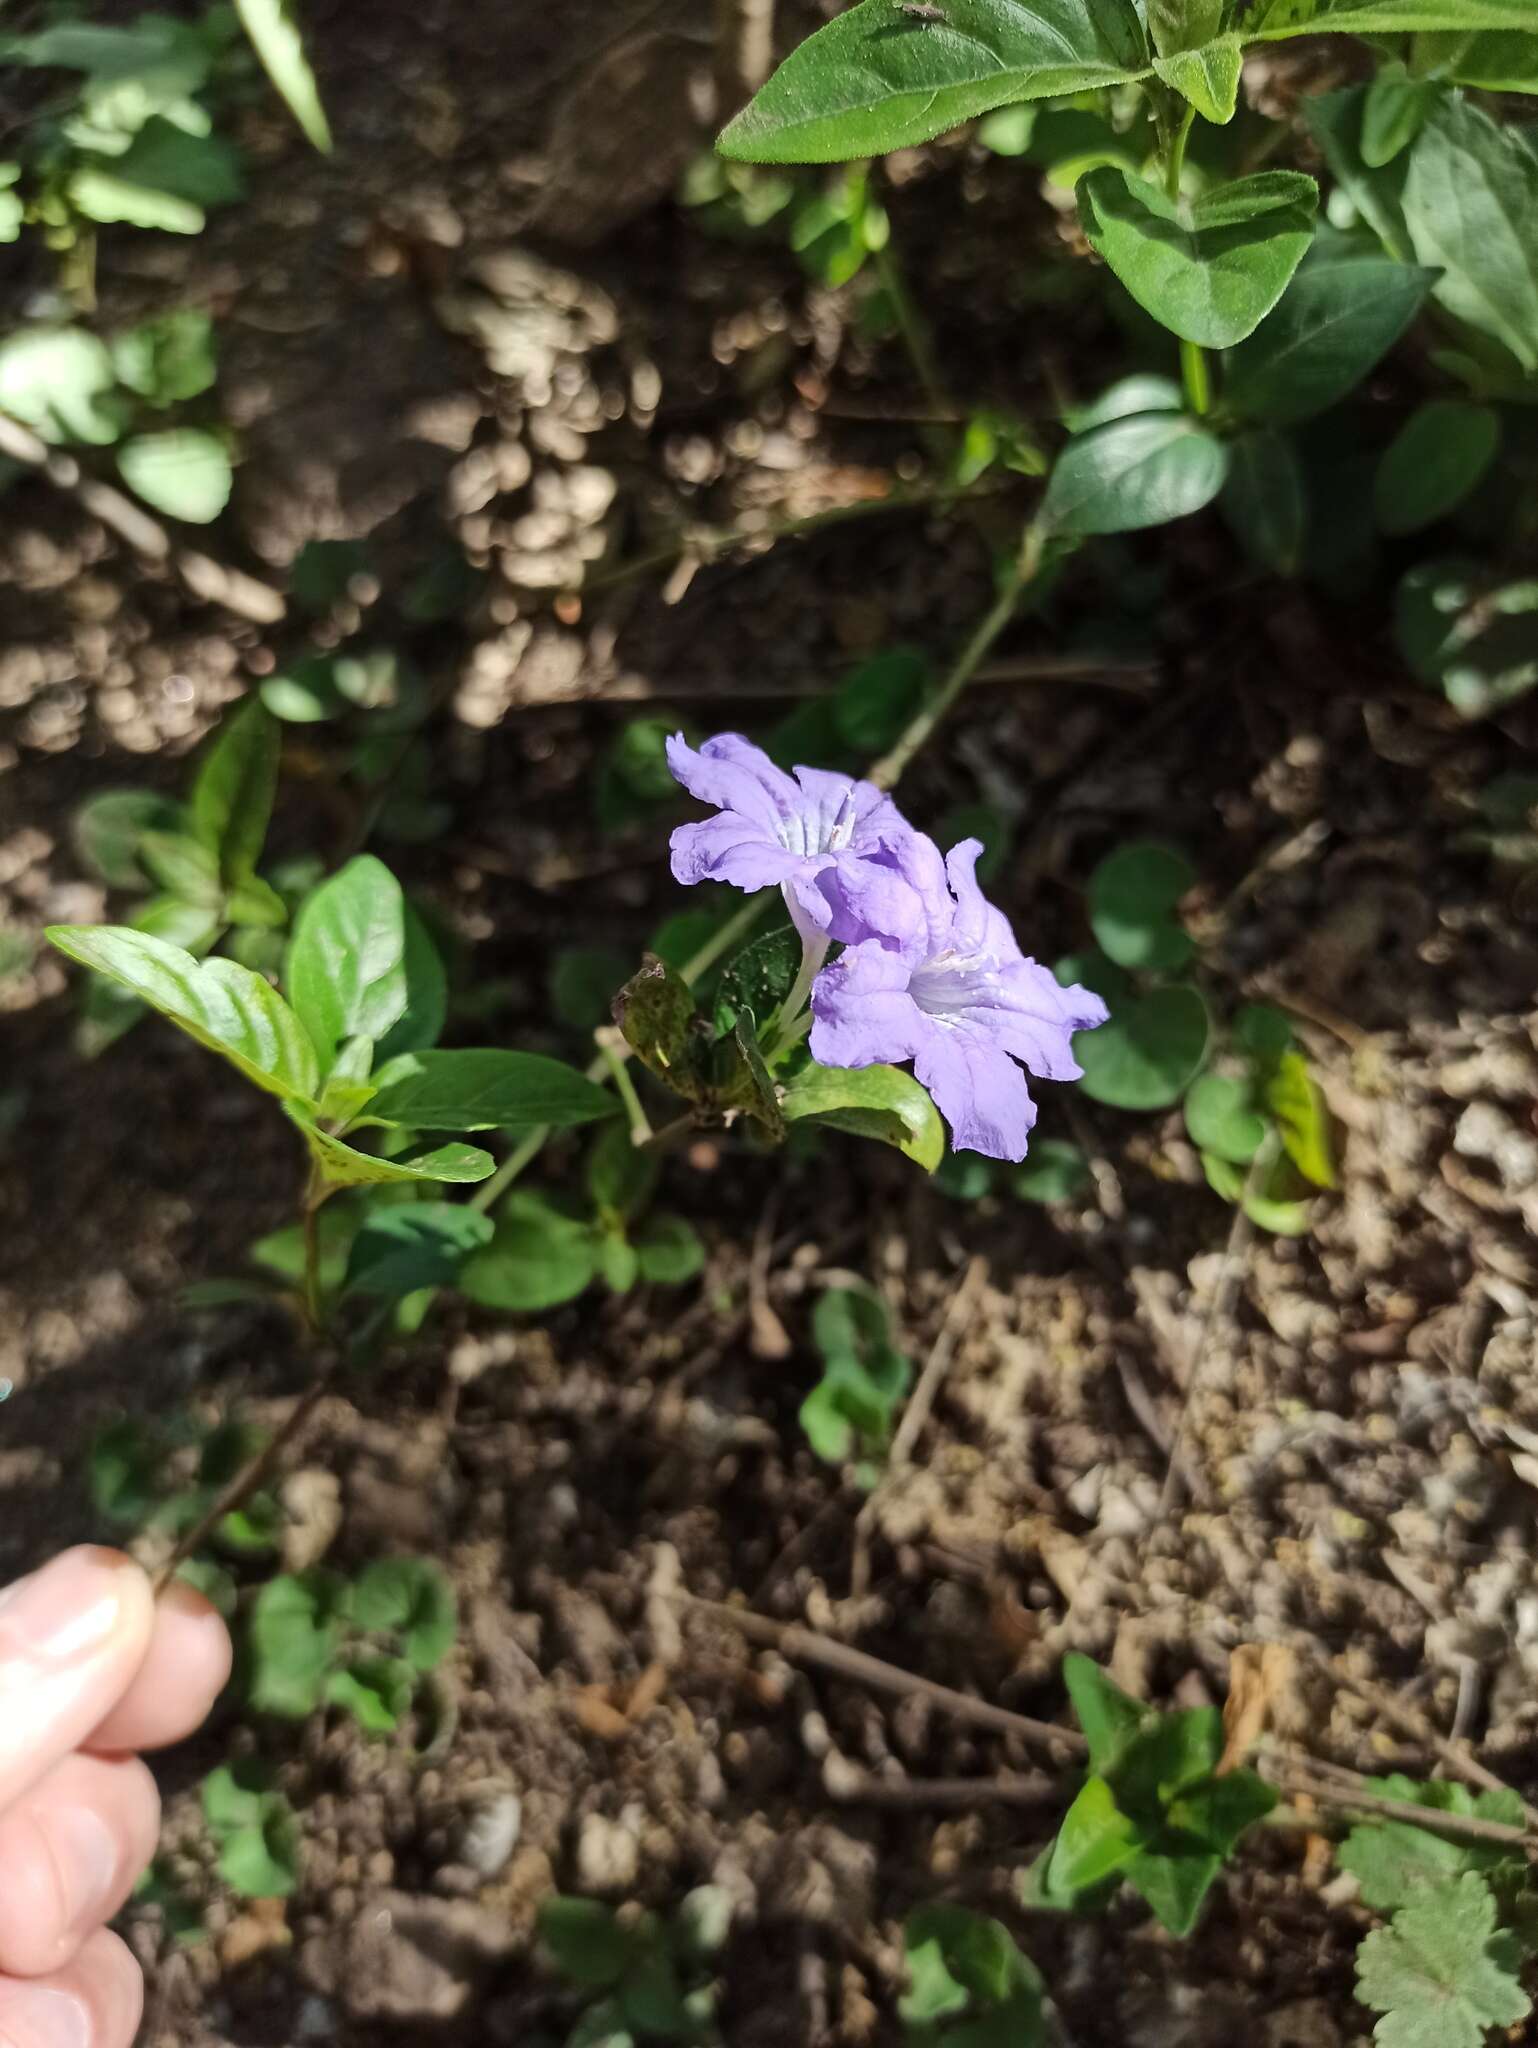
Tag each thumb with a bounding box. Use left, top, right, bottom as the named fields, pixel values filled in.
left=0, top=1550, right=156, bottom=1813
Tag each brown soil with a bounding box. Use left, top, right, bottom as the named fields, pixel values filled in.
left=3, top=4, right=1538, bottom=2046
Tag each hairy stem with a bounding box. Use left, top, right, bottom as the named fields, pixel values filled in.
left=769, top=927, right=831, bottom=1060
left=597, top=1028, right=654, bottom=1144
left=1164, top=106, right=1212, bottom=417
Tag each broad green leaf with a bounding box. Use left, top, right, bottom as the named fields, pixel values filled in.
left=1146, top=0, right=1222, bottom=52
left=377, top=903, right=446, bottom=1062
left=1124, top=1845, right=1224, bottom=1935
left=718, top=0, right=1152, bottom=165
left=117, top=431, right=233, bottom=524
left=976, top=103, right=1038, bottom=154
left=1234, top=1001, right=1295, bottom=1063
left=343, top=1206, right=494, bottom=1298
left=285, top=855, right=411, bottom=1070
left=1184, top=1071, right=1267, bottom=1164
left=1251, top=1, right=1537, bottom=35
left=538, top=1897, right=636, bottom=1991
left=1087, top=840, right=1195, bottom=971
left=1078, top=169, right=1317, bottom=347
left=287, top=1113, right=494, bottom=1189
left=459, top=1189, right=598, bottom=1311
left=1375, top=400, right=1501, bottom=535
left=92, top=117, right=243, bottom=206
left=289, top=539, right=373, bottom=611
left=614, top=956, right=783, bottom=1134
left=325, top=1655, right=414, bottom=1735
left=1223, top=250, right=1435, bottom=426
left=596, top=1231, right=640, bottom=1295
left=46, top=925, right=318, bottom=1104
left=260, top=656, right=344, bottom=723
left=1265, top=1049, right=1336, bottom=1188
left=111, top=310, right=217, bottom=406
left=1362, top=61, right=1436, bottom=166
left=217, top=1806, right=300, bottom=1899
left=1446, top=29, right=1538, bottom=89
left=74, top=789, right=185, bottom=889
left=202, top=1760, right=273, bottom=1834
left=130, top=889, right=224, bottom=950
left=713, top=923, right=801, bottom=1034
left=1402, top=97, right=1538, bottom=371
left=1041, top=414, right=1228, bottom=536
left=586, top=1122, right=660, bottom=1223
left=780, top=1061, right=945, bottom=1171
left=1063, top=373, right=1182, bottom=434
left=1396, top=556, right=1538, bottom=717
left=1340, top=1779, right=1524, bottom=1913
left=1152, top=40, right=1242, bottom=122
left=1112, top=1708, right=1224, bottom=1814
left=0, top=327, right=120, bottom=444
left=1220, top=428, right=1307, bottom=574
left=190, top=699, right=280, bottom=890
left=368, top=1048, right=618, bottom=1134
left=1305, top=85, right=1412, bottom=261
left=246, top=1571, right=344, bottom=1718
left=1355, top=1872, right=1531, bottom=2048
left=900, top=1918, right=969, bottom=2026
left=633, top=1214, right=706, bottom=1286
left=234, top=0, right=332, bottom=151
left=138, top=830, right=221, bottom=903
left=1064, top=1655, right=1151, bottom=1774
left=1045, top=1776, right=1143, bottom=1897
left=1011, top=1137, right=1090, bottom=1203
left=350, top=1556, right=457, bottom=1671
left=1074, top=984, right=1210, bottom=1110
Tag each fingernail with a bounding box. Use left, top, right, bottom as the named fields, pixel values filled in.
left=0, top=1550, right=132, bottom=1665
left=0, top=1984, right=92, bottom=2048
left=50, top=1804, right=123, bottom=1937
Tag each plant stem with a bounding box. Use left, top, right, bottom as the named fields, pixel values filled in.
left=300, top=1175, right=331, bottom=1336
left=873, top=241, right=951, bottom=426
left=1165, top=100, right=1195, bottom=201
left=597, top=1028, right=654, bottom=1144
left=1164, top=106, right=1212, bottom=418
left=469, top=1123, right=548, bottom=1213
left=768, top=930, right=831, bottom=1061
left=868, top=519, right=1045, bottom=791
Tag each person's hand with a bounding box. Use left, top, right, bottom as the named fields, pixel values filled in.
left=0, top=1548, right=232, bottom=2048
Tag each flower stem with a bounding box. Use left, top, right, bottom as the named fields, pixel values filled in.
left=769, top=930, right=831, bottom=1061
left=868, top=519, right=1045, bottom=792
left=596, top=1027, right=653, bottom=1144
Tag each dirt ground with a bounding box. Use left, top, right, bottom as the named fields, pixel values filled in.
left=3, top=2, right=1538, bottom=2044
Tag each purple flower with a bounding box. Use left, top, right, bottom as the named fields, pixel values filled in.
left=667, top=732, right=924, bottom=947
left=809, top=838, right=1109, bottom=1161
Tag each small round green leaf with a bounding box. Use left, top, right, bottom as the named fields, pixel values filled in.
left=459, top=1190, right=598, bottom=1312
left=1183, top=1071, right=1266, bottom=1164
left=1075, top=984, right=1210, bottom=1110
left=1042, top=414, right=1229, bottom=537
left=1088, top=840, right=1196, bottom=971
left=1374, top=400, right=1501, bottom=536
left=1011, top=1137, right=1091, bottom=1203
left=117, top=431, right=233, bottom=525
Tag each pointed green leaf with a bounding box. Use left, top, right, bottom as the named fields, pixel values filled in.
left=718, top=0, right=1152, bottom=165
left=1375, top=400, right=1501, bottom=535
left=233, top=0, right=331, bottom=150
left=286, top=1112, right=493, bottom=1188
left=1152, top=40, right=1242, bottom=121
left=1220, top=428, right=1307, bottom=574
left=190, top=698, right=281, bottom=890
left=368, top=1048, right=619, bottom=1134
left=1306, top=85, right=1413, bottom=261
left=46, top=925, right=318, bottom=1103
left=1251, top=1, right=1535, bottom=35
left=1046, top=1776, right=1144, bottom=1897
left=138, top=830, right=222, bottom=904
left=1124, top=1844, right=1224, bottom=1935
left=1042, top=414, right=1229, bottom=536
left=633, top=1214, right=706, bottom=1286
left=1402, top=97, right=1538, bottom=371
left=343, top=1205, right=494, bottom=1298
left=73, top=789, right=185, bottom=890
left=1444, top=29, right=1538, bottom=89
left=1265, top=1048, right=1336, bottom=1189
left=1362, top=60, right=1435, bottom=166
left=1224, top=250, right=1436, bottom=426
left=285, top=856, right=412, bottom=1071
left=1064, top=1654, right=1151, bottom=1773
left=781, top=1061, right=945, bottom=1171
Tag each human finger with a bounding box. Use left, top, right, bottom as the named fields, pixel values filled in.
left=0, top=1754, right=160, bottom=1979
left=0, top=1927, right=143, bottom=2048
left=0, top=1552, right=155, bottom=1815
left=85, top=1579, right=232, bottom=1754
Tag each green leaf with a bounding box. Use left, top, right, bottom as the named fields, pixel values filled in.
left=1041, top=414, right=1229, bottom=536
left=217, top=1805, right=300, bottom=1900
left=287, top=1113, right=494, bottom=1189
left=538, top=1897, right=636, bottom=1991
left=110, top=310, right=218, bottom=407
left=260, top=656, right=344, bottom=723
left=1124, top=1845, right=1225, bottom=1935
left=714, top=923, right=801, bottom=1034
left=90, top=1419, right=163, bottom=1528
left=343, top=1205, right=494, bottom=1298
left=1078, top=169, right=1317, bottom=347
left=325, top=1654, right=415, bottom=1735
left=1220, top=429, right=1307, bottom=574
left=633, top=1214, right=707, bottom=1286
left=246, top=1571, right=345, bottom=1718
left=900, top=1923, right=970, bottom=2026
left=1224, top=250, right=1436, bottom=426
left=1045, top=1776, right=1144, bottom=1898
left=1075, top=984, right=1210, bottom=1110
left=1355, top=1873, right=1531, bottom=2048
left=1064, top=374, right=1182, bottom=434
left=289, top=539, right=372, bottom=612
left=202, top=1760, right=275, bottom=1834
left=1170, top=1770, right=1278, bottom=1856
left=1374, top=399, right=1501, bottom=535
left=1064, top=1654, right=1151, bottom=1774
left=718, top=0, right=1152, bottom=164
left=1340, top=1780, right=1524, bottom=1913
left=459, top=1190, right=599, bottom=1311
left=233, top=0, right=332, bottom=151
left=285, top=856, right=413, bottom=1071
left=190, top=699, right=280, bottom=891
left=1087, top=839, right=1195, bottom=972
left=1203, top=1146, right=1314, bottom=1234
left=68, top=165, right=203, bottom=234
left=73, top=789, right=184, bottom=889
left=1265, top=1049, right=1336, bottom=1189
left=614, top=956, right=784, bottom=1134
left=348, top=1557, right=457, bottom=1670
left=550, top=946, right=633, bottom=1033
left=1444, top=29, right=1538, bottom=89
left=117, top=430, right=233, bottom=524
left=1395, top=556, right=1538, bottom=718
left=175, top=1558, right=238, bottom=1619
left=46, top=925, right=319, bottom=1104
left=1234, top=1001, right=1295, bottom=1064
left=1184, top=1071, right=1267, bottom=1164
left=1251, top=1, right=1536, bottom=33
left=977, top=103, right=1038, bottom=154
left=1151, top=39, right=1242, bottom=122
left=1306, top=85, right=1413, bottom=261
left=0, top=327, right=120, bottom=445
left=1011, top=1137, right=1091, bottom=1204
left=1402, top=98, right=1538, bottom=371
left=585, top=1121, right=659, bottom=1223
left=596, top=1230, right=640, bottom=1294
left=368, top=1048, right=619, bottom=1134
left=1362, top=61, right=1436, bottom=166
left=780, top=1062, right=946, bottom=1172
left=138, top=830, right=221, bottom=904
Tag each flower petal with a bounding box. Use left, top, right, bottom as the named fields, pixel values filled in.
left=809, top=942, right=924, bottom=1069
left=989, top=959, right=1109, bottom=1081
left=913, top=1027, right=1039, bottom=1161
left=819, top=850, right=928, bottom=950
left=670, top=815, right=803, bottom=892
left=666, top=732, right=799, bottom=837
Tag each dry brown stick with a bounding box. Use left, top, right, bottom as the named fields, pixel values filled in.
left=849, top=1255, right=988, bottom=1598
left=508, top=652, right=1156, bottom=710
left=822, top=1755, right=1060, bottom=1811
left=1263, top=1756, right=1537, bottom=1853
left=151, top=1355, right=339, bottom=1595
left=0, top=409, right=285, bottom=625
left=676, top=1591, right=1086, bottom=1758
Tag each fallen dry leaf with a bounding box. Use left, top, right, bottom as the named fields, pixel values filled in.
left=1219, top=1642, right=1295, bottom=1775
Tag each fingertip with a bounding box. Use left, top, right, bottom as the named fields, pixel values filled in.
left=0, top=1927, right=143, bottom=2048
left=86, top=1580, right=232, bottom=1755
